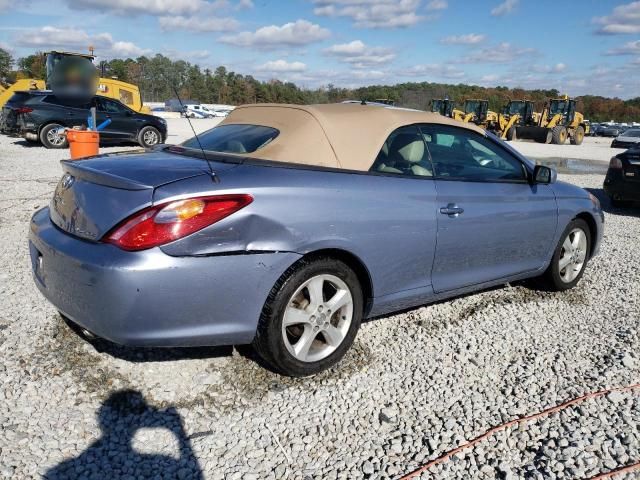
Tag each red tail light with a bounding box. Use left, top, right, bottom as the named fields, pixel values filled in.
left=15, top=107, right=33, bottom=114
left=609, top=156, right=623, bottom=169
left=104, top=194, right=253, bottom=251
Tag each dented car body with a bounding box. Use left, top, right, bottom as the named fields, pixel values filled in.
left=29, top=103, right=603, bottom=370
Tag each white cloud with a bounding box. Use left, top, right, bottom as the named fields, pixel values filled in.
left=531, top=63, right=566, bottom=74
left=457, top=42, right=536, bottom=64
left=401, top=63, right=465, bottom=79
left=324, top=40, right=395, bottom=67
left=256, top=59, right=307, bottom=72
left=426, top=0, right=447, bottom=10
left=605, top=39, right=640, bottom=55
left=159, top=15, right=239, bottom=32
left=440, top=33, right=486, bottom=45
left=313, top=0, right=425, bottom=28
left=0, top=0, right=9, bottom=11
left=14, top=26, right=149, bottom=58
left=220, top=19, right=330, bottom=48
left=491, top=0, right=518, bottom=16
left=164, top=49, right=211, bottom=61
left=237, top=0, right=253, bottom=8
left=593, top=1, right=640, bottom=35
left=66, top=0, right=224, bottom=16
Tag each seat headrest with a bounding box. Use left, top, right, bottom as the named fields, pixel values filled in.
left=389, top=133, right=424, bottom=164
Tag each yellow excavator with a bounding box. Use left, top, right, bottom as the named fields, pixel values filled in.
left=0, top=51, right=149, bottom=113
left=515, top=95, right=587, bottom=145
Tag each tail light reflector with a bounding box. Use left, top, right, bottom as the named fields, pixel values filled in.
left=609, top=156, right=623, bottom=169
left=15, top=107, right=33, bottom=114
left=104, top=194, right=252, bottom=251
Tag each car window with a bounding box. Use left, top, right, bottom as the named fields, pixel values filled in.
left=369, top=126, right=433, bottom=177
left=43, top=95, right=91, bottom=109
left=625, top=130, right=640, bottom=137
left=182, top=124, right=279, bottom=154
left=96, top=97, right=128, bottom=114
left=420, top=125, right=526, bottom=182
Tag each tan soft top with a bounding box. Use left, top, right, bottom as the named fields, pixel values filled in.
left=219, top=103, right=484, bottom=171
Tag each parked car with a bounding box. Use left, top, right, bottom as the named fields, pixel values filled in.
left=604, top=145, right=640, bottom=207
left=1, top=91, right=167, bottom=149
left=611, top=128, right=640, bottom=149
left=601, top=125, right=623, bottom=137
left=29, top=103, right=603, bottom=376
left=183, top=104, right=221, bottom=118
left=587, top=123, right=599, bottom=136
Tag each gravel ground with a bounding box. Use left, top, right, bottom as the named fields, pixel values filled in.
left=0, top=128, right=639, bottom=480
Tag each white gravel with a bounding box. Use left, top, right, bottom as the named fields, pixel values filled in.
left=0, top=123, right=639, bottom=480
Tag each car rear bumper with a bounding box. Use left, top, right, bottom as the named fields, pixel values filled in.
left=604, top=171, right=640, bottom=201
left=29, top=207, right=300, bottom=347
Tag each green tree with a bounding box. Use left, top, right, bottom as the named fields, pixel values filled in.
left=0, top=47, right=13, bottom=81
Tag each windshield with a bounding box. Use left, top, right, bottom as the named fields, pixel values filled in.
left=623, top=129, right=640, bottom=137
left=464, top=101, right=479, bottom=114
left=508, top=101, right=525, bottom=116
left=181, top=124, right=279, bottom=154
left=550, top=100, right=567, bottom=115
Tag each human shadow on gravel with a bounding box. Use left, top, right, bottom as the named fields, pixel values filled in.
left=43, top=389, right=204, bottom=480
left=586, top=187, right=640, bottom=218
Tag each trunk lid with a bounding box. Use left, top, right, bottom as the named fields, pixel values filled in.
left=49, top=149, right=238, bottom=241
left=623, top=149, right=640, bottom=183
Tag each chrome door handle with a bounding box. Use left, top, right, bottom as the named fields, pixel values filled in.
left=440, top=204, right=464, bottom=217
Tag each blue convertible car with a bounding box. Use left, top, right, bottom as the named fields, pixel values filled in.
left=29, top=103, right=603, bottom=376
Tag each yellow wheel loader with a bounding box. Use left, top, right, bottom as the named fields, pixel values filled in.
left=493, top=100, right=543, bottom=142
left=0, top=51, right=149, bottom=113
left=515, top=96, right=587, bottom=145
left=431, top=98, right=476, bottom=123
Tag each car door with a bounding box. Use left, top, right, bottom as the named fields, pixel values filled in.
left=42, top=95, right=90, bottom=127
left=420, top=124, right=558, bottom=293
left=94, top=97, right=136, bottom=141
left=366, top=125, right=438, bottom=309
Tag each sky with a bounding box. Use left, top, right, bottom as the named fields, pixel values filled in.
left=1, top=0, right=640, bottom=98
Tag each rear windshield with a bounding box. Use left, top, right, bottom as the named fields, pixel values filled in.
left=182, top=124, right=279, bottom=154
left=624, top=129, right=640, bottom=137
left=7, top=92, right=35, bottom=105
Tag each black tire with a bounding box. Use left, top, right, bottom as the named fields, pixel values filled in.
left=551, top=126, right=568, bottom=145
left=39, top=123, right=68, bottom=149
left=506, top=126, right=517, bottom=141
left=138, top=126, right=162, bottom=148
left=570, top=126, right=585, bottom=145
left=253, top=257, right=363, bottom=377
left=538, top=218, right=591, bottom=291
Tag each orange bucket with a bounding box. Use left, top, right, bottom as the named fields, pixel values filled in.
left=67, top=129, right=99, bottom=159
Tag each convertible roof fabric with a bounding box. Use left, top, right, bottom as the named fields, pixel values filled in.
left=219, top=103, right=484, bottom=171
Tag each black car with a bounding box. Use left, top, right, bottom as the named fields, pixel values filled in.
left=0, top=91, right=167, bottom=149
left=604, top=146, right=640, bottom=207
left=601, top=125, right=623, bottom=137
left=611, top=128, right=640, bottom=149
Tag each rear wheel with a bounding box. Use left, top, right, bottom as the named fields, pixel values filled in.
left=506, top=126, right=517, bottom=141
left=538, top=218, right=591, bottom=291
left=551, top=126, right=568, bottom=145
left=40, top=123, right=68, bottom=149
left=253, top=257, right=363, bottom=376
left=138, top=126, right=161, bottom=148
left=570, top=126, right=585, bottom=145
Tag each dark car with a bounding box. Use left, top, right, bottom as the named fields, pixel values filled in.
left=0, top=91, right=167, bottom=149
left=611, top=128, right=640, bottom=149
left=604, top=146, right=640, bottom=207
left=601, top=125, right=622, bottom=137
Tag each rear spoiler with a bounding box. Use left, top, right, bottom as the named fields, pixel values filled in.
left=61, top=160, right=151, bottom=190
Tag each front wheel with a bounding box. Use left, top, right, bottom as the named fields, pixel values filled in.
left=538, top=218, right=591, bottom=291
left=253, top=257, right=363, bottom=376
left=138, top=126, right=161, bottom=148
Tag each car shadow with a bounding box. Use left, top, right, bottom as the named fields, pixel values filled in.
left=9, top=138, right=41, bottom=148
left=43, top=389, right=204, bottom=480
left=586, top=187, right=640, bottom=218
left=62, top=315, right=233, bottom=363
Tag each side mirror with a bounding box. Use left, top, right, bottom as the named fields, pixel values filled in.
left=533, top=164, right=557, bottom=184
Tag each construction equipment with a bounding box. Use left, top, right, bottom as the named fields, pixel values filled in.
left=491, top=99, right=542, bottom=141
left=516, top=95, right=587, bottom=145
left=430, top=98, right=455, bottom=117
left=0, top=51, right=150, bottom=113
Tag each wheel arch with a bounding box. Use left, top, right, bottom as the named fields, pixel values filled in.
left=573, top=211, right=598, bottom=259
left=38, top=120, right=68, bottom=135
left=298, top=248, right=374, bottom=316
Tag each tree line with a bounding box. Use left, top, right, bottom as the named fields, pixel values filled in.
left=2, top=49, right=639, bottom=122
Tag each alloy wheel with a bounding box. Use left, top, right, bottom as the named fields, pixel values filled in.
left=281, top=274, right=353, bottom=363
left=558, top=227, right=588, bottom=283
left=143, top=130, right=159, bottom=146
